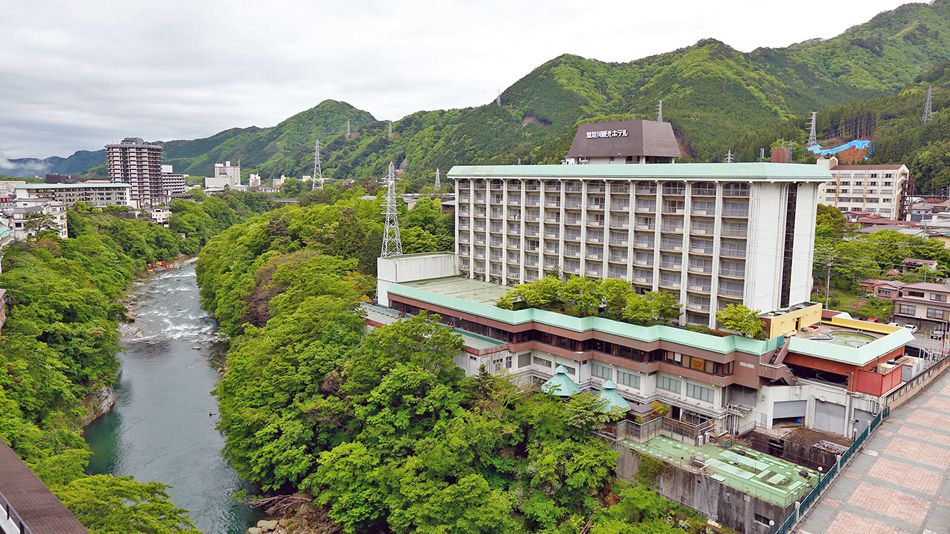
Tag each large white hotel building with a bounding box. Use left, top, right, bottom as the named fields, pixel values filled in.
left=451, top=120, right=830, bottom=328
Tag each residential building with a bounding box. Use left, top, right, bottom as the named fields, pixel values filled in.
left=13, top=182, right=131, bottom=208
left=3, top=199, right=68, bottom=239
left=451, top=163, right=827, bottom=328
left=901, top=258, right=938, bottom=272
left=816, top=157, right=910, bottom=220
left=892, top=282, right=950, bottom=332
left=564, top=119, right=680, bottom=165
left=106, top=137, right=164, bottom=208
left=211, top=160, right=241, bottom=187
left=160, top=165, right=187, bottom=199
left=860, top=279, right=905, bottom=301
left=149, top=207, right=171, bottom=226
left=249, top=173, right=262, bottom=189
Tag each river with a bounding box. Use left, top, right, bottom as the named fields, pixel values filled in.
left=84, top=263, right=257, bottom=533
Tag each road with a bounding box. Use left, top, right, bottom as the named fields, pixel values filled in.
left=798, top=368, right=950, bottom=534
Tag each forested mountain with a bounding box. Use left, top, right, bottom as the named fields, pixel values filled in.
left=15, top=0, right=950, bottom=189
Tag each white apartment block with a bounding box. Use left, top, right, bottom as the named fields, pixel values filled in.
left=14, top=182, right=132, bottom=208
left=3, top=200, right=68, bottom=239
left=450, top=163, right=829, bottom=328
left=160, top=165, right=187, bottom=199
left=816, top=157, right=908, bottom=220
left=212, top=161, right=241, bottom=187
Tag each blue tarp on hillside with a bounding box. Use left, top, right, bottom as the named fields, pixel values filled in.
left=808, top=139, right=872, bottom=158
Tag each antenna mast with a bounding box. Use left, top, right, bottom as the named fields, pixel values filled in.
left=312, top=139, right=323, bottom=190
left=381, top=161, right=403, bottom=257
left=657, top=100, right=663, bottom=122
left=923, top=85, right=933, bottom=125
left=807, top=112, right=817, bottom=147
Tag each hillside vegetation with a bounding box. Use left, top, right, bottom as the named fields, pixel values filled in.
left=18, top=1, right=950, bottom=192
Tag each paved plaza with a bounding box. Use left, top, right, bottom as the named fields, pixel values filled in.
left=799, top=369, right=950, bottom=534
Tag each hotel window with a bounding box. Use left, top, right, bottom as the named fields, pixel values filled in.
left=617, top=370, right=640, bottom=389
left=518, top=353, right=531, bottom=368
left=687, top=383, right=714, bottom=403
left=664, top=351, right=683, bottom=366
left=899, top=304, right=916, bottom=315
left=591, top=361, right=612, bottom=381
left=505, top=356, right=513, bottom=369
left=927, top=308, right=947, bottom=320
left=533, top=356, right=552, bottom=368
left=657, top=375, right=682, bottom=394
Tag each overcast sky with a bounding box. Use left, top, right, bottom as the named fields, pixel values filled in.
left=0, top=0, right=917, bottom=161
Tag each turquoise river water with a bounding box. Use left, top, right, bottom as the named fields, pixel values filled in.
left=84, top=264, right=257, bottom=533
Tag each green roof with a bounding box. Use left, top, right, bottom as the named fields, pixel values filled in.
left=388, top=278, right=911, bottom=364
left=542, top=365, right=580, bottom=397
left=447, top=163, right=831, bottom=181
left=389, top=281, right=781, bottom=356
left=786, top=329, right=915, bottom=367
left=16, top=182, right=130, bottom=189
left=597, top=380, right=631, bottom=412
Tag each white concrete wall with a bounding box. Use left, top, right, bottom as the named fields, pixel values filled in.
left=755, top=381, right=881, bottom=438
left=376, top=253, right=459, bottom=306
left=790, top=184, right=819, bottom=304
left=747, top=183, right=786, bottom=311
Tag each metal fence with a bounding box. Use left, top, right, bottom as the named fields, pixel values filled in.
left=773, top=405, right=890, bottom=534
left=0, top=488, right=34, bottom=534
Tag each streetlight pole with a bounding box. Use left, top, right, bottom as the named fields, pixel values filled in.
left=769, top=519, right=775, bottom=534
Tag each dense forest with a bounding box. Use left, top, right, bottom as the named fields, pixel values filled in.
left=0, top=192, right=270, bottom=532
left=17, top=1, right=950, bottom=189
left=195, top=195, right=719, bottom=533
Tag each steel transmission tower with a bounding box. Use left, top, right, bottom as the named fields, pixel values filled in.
left=312, top=139, right=324, bottom=190
left=657, top=100, right=663, bottom=122
left=807, top=112, right=817, bottom=147
left=724, top=150, right=735, bottom=163
left=923, top=85, right=933, bottom=125
left=381, top=161, right=403, bottom=257
left=434, top=168, right=441, bottom=192
left=346, top=119, right=351, bottom=138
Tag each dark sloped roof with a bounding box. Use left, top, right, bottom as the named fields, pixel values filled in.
left=567, top=120, right=681, bottom=159
left=0, top=440, right=87, bottom=533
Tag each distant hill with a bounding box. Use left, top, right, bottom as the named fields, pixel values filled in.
left=12, top=0, right=950, bottom=188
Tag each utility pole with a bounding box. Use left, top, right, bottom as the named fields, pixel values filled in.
left=381, top=161, right=403, bottom=257
left=923, top=85, right=933, bottom=125
left=657, top=100, right=663, bottom=122
left=312, top=139, right=323, bottom=191
left=807, top=112, right=818, bottom=148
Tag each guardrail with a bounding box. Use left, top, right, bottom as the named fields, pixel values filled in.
left=0, top=488, right=33, bottom=534
left=773, top=405, right=890, bottom=534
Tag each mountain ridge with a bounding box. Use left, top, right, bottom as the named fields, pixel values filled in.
left=7, top=0, right=949, bottom=186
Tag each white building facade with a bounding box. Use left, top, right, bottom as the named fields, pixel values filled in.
left=451, top=163, right=828, bottom=328
left=816, top=158, right=909, bottom=220
left=14, top=182, right=132, bottom=208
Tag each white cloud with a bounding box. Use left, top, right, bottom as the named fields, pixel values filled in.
left=0, top=0, right=916, bottom=158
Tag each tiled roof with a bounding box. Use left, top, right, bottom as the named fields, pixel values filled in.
left=902, top=282, right=950, bottom=292
left=0, top=441, right=87, bottom=533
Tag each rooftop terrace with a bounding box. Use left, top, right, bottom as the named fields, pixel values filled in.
left=624, top=435, right=818, bottom=507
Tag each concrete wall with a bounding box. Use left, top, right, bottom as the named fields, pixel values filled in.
left=747, top=183, right=786, bottom=312
left=376, top=253, right=458, bottom=306
left=611, top=441, right=791, bottom=534
left=755, top=381, right=882, bottom=438
left=762, top=303, right=822, bottom=338
left=790, top=184, right=819, bottom=306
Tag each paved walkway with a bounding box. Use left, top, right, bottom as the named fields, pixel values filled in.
left=799, top=368, right=950, bottom=534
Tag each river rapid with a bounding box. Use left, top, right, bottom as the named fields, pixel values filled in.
left=84, top=263, right=257, bottom=533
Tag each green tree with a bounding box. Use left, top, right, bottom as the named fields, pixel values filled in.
left=622, top=292, right=681, bottom=325
left=715, top=304, right=765, bottom=338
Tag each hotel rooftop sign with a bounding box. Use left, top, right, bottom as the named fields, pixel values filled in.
left=586, top=129, right=628, bottom=139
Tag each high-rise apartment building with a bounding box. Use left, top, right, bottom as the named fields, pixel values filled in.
left=816, top=157, right=909, bottom=220
left=106, top=137, right=163, bottom=208
left=451, top=163, right=828, bottom=327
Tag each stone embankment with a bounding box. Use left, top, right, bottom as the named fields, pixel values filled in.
left=80, top=385, right=116, bottom=427
left=246, top=519, right=290, bottom=534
